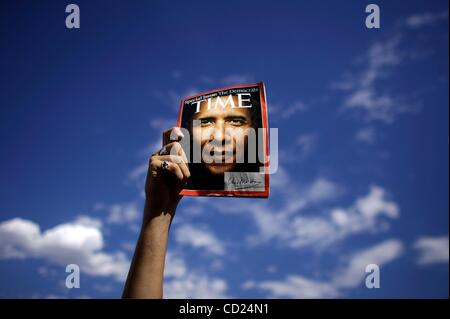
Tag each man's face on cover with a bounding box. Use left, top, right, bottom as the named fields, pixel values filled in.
left=192, top=95, right=253, bottom=176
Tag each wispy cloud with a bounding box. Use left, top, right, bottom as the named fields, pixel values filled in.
left=164, top=272, right=229, bottom=298
left=413, top=235, right=449, bottom=265
left=163, top=251, right=229, bottom=298
left=297, top=132, right=318, bottom=153
left=267, top=184, right=395, bottom=249
left=270, top=101, right=308, bottom=120
left=127, top=163, right=149, bottom=184
left=332, top=239, right=403, bottom=289
left=404, top=11, right=449, bottom=29
left=339, top=35, right=417, bottom=124
left=94, top=202, right=141, bottom=226
left=243, top=274, right=339, bottom=298
left=355, top=127, right=376, bottom=144
left=243, top=239, right=403, bottom=298
left=331, top=10, right=448, bottom=124
left=304, top=177, right=343, bottom=203
left=280, top=133, right=319, bottom=160
left=174, top=224, right=225, bottom=256
left=209, top=174, right=397, bottom=251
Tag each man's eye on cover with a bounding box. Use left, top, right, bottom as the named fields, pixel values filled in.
left=200, top=118, right=214, bottom=126
left=227, top=117, right=247, bottom=126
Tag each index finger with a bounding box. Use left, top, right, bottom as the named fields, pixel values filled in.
left=163, top=127, right=184, bottom=146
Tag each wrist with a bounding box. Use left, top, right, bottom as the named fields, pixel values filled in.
left=142, top=200, right=175, bottom=230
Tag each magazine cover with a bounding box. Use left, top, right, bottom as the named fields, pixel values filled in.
left=176, top=82, right=270, bottom=197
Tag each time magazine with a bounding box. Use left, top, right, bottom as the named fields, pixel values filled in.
left=176, top=82, right=270, bottom=198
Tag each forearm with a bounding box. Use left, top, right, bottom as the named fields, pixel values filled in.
left=122, top=201, right=174, bottom=299
left=122, top=126, right=186, bottom=298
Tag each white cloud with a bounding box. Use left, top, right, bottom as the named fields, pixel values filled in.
left=120, top=241, right=138, bottom=253
left=164, top=251, right=188, bottom=278
left=269, top=169, right=341, bottom=207
left=355, top=127, right=376, bottom=144
left=334, top=36, right=401, bottom=95
left=269, top=165, right=293, bottom=192
left=213, top=183, right=399, bottom=250
left=0, top=217, right=130, bottom=281
left=334, top=23, right=426, bottom=124
left=405, top=11, right=448, bottom=29
left=332, top=239, right=403, bottom=289
left=243, top=239, right=403, bottom=298
left=344, top=88, right=411, bottom=124
left=271, top=101, right=308, bottom=120
left=355, top=185, right=399, bottom=220
left=366, top=37, right=402, bottom=78
left=243, top=276, right=339, bottom=299
left=413, top=236, right=449, bottom=265
left=289, top=185, right=398, bottom=248
left=163, top=250, right=229, bottom=298
left=105, top=202, right=141, bottom=225
left=305, top=178, right=343, bottom=203
left=341, top=36, right=406, bottom=123
left=174, top=224, right=225, bottom=256
left=74, top=215, right=103, bottom=229
left=164, top=272, right=229, bottom=299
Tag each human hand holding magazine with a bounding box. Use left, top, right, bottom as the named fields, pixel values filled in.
left=175, top=82, right=270, bottom=198
left=123, top=82, right=270, bottom=298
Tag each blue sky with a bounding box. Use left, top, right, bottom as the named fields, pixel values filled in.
left=0, top=0, right=448, bottom=298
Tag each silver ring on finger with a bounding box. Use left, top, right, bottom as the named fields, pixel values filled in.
left=161, top=160, right=170, bottom=171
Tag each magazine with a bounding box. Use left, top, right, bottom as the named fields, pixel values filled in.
left=176, top=82, right=270, bottom=198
